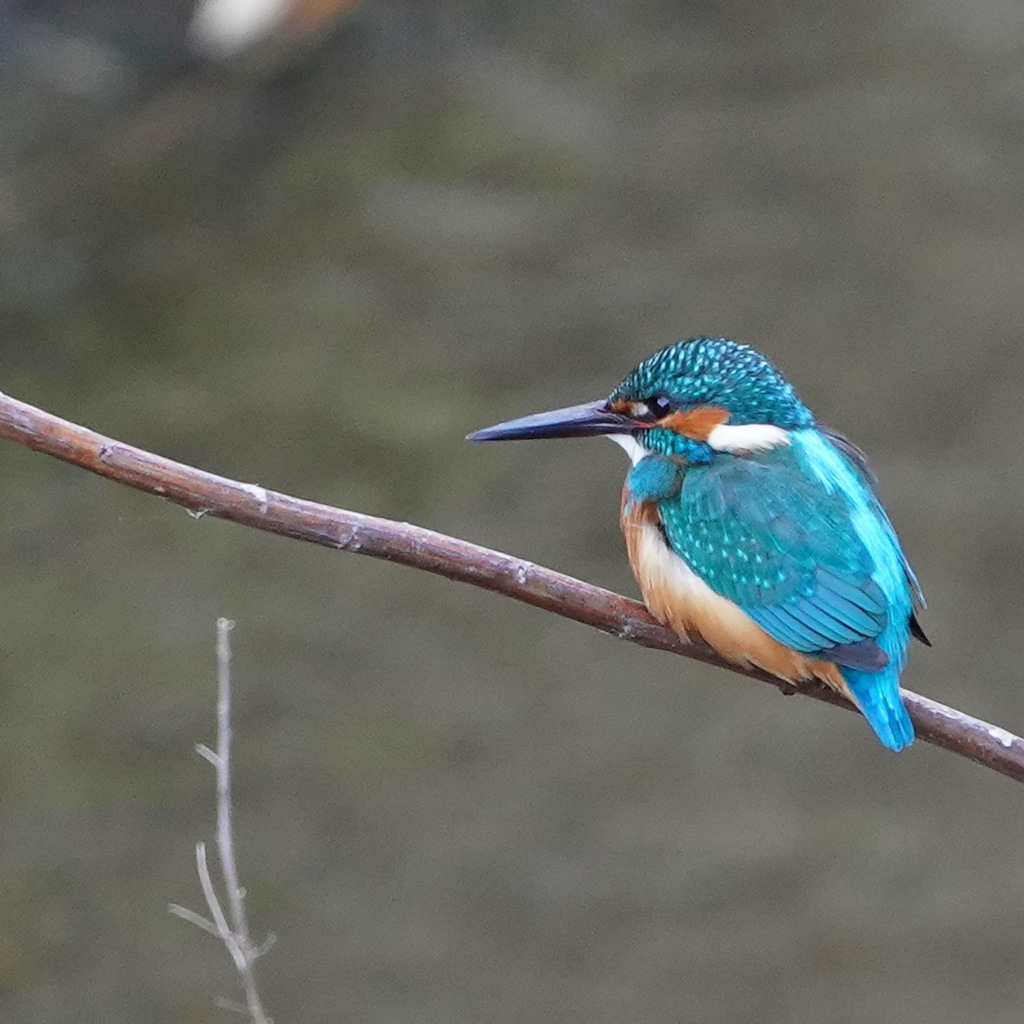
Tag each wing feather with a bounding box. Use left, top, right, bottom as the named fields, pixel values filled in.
left=657, top=449, right=890, bottom=660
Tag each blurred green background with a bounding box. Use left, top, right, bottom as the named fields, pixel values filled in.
left=0, top=0, right=1023, bottom=1020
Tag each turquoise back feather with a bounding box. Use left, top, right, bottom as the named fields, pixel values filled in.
left=792, top=429, right=915, bottom=750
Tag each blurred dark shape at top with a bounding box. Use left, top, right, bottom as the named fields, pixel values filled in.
left=189, top=0, right=367, bottom=63
left=0, top=0, right=384, bottom=330
left=8, top=0, right=374, bottom=82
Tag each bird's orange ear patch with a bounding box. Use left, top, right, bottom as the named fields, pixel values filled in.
left=661, top=405, right=730, bottom=440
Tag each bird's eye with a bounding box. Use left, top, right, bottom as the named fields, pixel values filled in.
left=646, top=393, right=673, bottom=419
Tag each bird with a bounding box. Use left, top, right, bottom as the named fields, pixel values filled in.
left=467, top=337, right=928, bottom=751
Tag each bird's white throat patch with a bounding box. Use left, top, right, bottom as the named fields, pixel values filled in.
left=607, top=434, right=648, bottom=465
left=608, top=423, right=789, bottom=463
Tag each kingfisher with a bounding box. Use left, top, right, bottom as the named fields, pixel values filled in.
left=467, top=337, right=928, bottom=751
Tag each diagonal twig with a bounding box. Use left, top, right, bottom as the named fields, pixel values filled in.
left=0, top=390, right=1020, bottom=782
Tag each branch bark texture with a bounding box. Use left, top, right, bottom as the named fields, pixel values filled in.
left=0, top=391, right=1019, bottom=782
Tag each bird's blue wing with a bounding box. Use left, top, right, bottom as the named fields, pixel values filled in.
left=657, top=449, right=890, bottom=667
left=820, top=424, right=926, bottom=612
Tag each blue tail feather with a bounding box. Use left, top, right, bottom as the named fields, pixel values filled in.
left=844, top=668, right=914, bottom=751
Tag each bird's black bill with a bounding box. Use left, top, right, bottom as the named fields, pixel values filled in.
left=467, top=400, right=634, bottom=442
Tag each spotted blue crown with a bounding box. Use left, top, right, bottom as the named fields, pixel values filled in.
left=611, top=338, right=816, bottom=429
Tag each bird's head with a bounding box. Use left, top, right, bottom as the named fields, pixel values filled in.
left=468, top=338, right=813, bottom=462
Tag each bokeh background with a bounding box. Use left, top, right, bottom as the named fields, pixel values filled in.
left=0, top=0, right=1023, bottom=1020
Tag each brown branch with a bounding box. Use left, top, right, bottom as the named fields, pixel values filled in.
left=0, top=389, right=1019, bottom=781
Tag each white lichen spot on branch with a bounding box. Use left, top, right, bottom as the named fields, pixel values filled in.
left=239, top=483, right=270, bottom=514
left=615, top=619, right=638, bottom=641
left=335, top=523, right=363, bottom=551
left=989, top=726, right=1016, bottom=750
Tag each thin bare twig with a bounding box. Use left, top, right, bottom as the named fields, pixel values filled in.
left=214, top=620, right=256, bottom=960
left=169, top=619, right=272, bottom=1024
left=166, top=901, right=220, bottom=937
left=0, top=390, right=1020, bottom=781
